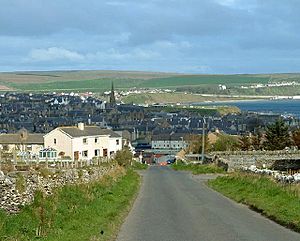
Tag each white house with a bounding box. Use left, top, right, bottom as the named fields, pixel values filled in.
left=151, top=133, right=188, bottom=150
left=44, top=123, right=122, bottom=161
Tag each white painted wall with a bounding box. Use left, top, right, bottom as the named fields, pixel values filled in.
left=109, top=137, right=122, bottom=156
left=44, top=129, right=73, bottom=158
left=44, top=129, right=123, bottom=160
left=151, top=140, right=188, bottom=150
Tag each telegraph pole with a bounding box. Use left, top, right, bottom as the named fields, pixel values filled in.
left=201, top=118, right=206, bottom=162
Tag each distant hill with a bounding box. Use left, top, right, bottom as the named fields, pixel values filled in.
left=0, top=70, right=300, bottom=92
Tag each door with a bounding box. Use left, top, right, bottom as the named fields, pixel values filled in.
left=103, top=149, right=108, bottom=157
left=74, top=151, right=79, bottom=161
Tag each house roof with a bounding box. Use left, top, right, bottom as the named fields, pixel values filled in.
left=152, top=133, right=187, bottom=141
left=0, top=134, right=44, bottom=144
left=59, top=126, right=121, bottom=138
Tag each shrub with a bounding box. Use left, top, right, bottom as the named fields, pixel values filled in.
left=114, top=147, right=133, bottom=167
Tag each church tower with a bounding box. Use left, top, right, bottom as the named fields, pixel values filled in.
left=109, top=82, right=116, bottom=104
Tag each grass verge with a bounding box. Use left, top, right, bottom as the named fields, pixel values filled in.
left=171, top=162, right=226, bottom=174
left=208, top=173, right=300, bottom=232
left=0, top=168, right=140, bottom=241
left=131, top=162, right=149, bottom=170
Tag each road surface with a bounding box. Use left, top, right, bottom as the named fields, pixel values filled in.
left=117, top=166, right=300, bottom=241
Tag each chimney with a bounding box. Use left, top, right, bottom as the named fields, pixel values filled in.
left=78, top=122, right=85, bottom=131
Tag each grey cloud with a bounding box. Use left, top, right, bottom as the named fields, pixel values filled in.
left=0, top=0, right=300, bottom=73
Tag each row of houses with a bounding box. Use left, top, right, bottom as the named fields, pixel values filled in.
left=0, top=123, right=122, bottom=162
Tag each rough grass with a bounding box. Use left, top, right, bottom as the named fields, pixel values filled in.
left=122, top=92, right=252, bottom=105
left=131, top=162, right=149, bottom=170
left=0, top=169, right=140, bottom=241
left=208, top=173, right=300, bottom=232
left=146, top=105, right=241, bottom=116
left=171, top=162, right=226, bottom=174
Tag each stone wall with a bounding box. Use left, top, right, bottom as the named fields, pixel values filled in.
left=0, top=163, right=119, bottom=214
left=210, top=151, right=300, bottom=172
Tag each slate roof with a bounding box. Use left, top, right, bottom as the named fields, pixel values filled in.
left=59, top=126, right=121, bottom=138
left=0, top=134, right=44, bottom=144
left=152, top=133, right=187, bottom=141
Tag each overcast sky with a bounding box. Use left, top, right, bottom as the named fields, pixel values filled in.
left=1, top=0, right=300, bottom=74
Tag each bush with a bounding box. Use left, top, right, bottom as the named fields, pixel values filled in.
left=212, top=134, right=240, bottom=151
left=114, top=147, right=133, bottom=167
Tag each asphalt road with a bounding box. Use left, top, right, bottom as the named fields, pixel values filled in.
left=116, top=166, right=300, bottom=241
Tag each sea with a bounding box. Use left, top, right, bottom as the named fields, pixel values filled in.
left=193, top=99, right=300, bottom=118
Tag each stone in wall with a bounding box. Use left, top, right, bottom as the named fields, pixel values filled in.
left=0, top=164, right=118, bottom=214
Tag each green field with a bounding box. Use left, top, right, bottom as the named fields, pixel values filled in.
left=1, top=70, right=300, bottom=95
left=5, top=75, right=270, bottom=92
left=0, top=71, right=277, bottom=92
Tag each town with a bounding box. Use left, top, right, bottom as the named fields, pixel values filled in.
left=1, top=84, right=300, bottom=166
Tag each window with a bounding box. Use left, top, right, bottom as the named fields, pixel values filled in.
left=116, top=139, right=120, bottom=145
left=95, top=138, right=98, bottom=143
left=83, top=150, right=88, bottom=157
left=54, top=138, right=57, bottom=144
left=83, top=138, right=87, bottom=144
left=95, top=149, right=100, bottom=156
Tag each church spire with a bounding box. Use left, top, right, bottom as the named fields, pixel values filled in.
left=109, top=82, right=116, bottom=104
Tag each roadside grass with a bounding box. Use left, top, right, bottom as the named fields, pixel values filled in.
left=208, top=173, right=300, bottom=232
left=171, top=162, right=226, bottom=174
left=131, top=162, right=149, bottom=170
left=0, top=169, right=140, bottom=241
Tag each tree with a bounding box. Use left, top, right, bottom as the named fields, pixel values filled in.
left=185, top=134, right=210, bottom=154
left=251, top=133, right=263, bottom=150
left=239, top=135, right=251, bottom=151
left=114, top=146, right=133, bottom=167
left=263, top=119, right=292, bottom=150
left=292, top=129, right=300, bottom=148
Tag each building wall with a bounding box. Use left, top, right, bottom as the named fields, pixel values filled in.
left=44, top=130, right=73, bottom=158
left=71, top=135, right=112, bottom=160
left=44, top=130, right=123, bottom=160
left=109, top=137, right=122, bottom=156
left=0, top=144, right=43, bottom=155
left=151, top=140, right=188, bottom=150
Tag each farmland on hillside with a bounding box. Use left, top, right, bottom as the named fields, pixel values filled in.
left=1, top=70, right=300, bottom=92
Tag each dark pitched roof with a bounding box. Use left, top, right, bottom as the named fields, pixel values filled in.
left=59, top=126, right=121, bottom=138
left=0, top=134, right=44, bottom=144
left=152, top=133, right=187, bottom=141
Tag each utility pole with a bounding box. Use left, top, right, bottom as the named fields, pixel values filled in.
left=201, top=118, right=206, bottom=162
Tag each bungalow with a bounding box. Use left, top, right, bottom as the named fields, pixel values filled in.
left=44, top=123, right=122, bottom=161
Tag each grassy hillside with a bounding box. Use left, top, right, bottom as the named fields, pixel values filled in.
left=1, top=70, right=300, bottom=93
left=122, top=92, right=263, bottom=105
left=3, top=74, right=270, bottom=92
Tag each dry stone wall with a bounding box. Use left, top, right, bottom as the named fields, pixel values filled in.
left=0, top=163, right=119, bottom=214
left=211, top=151, right=300, bottom=172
